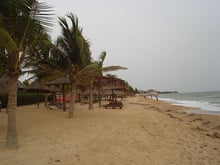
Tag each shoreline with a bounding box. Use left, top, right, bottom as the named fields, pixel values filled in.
left=159, top=97, right=220, bottom=116
left=0, top=95, right=220, bottom=164
left=182, top=109, right=220, bottom=116
left=159, top=92, right=220, bottom=114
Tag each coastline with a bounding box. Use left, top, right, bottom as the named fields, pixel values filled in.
left=159, top=97, right=220, bottom=116
left=159, top=91, right=220, bottom=114
left=0, top=95, right=220, bottom=164
left=182, top=109, right=220, bottom=116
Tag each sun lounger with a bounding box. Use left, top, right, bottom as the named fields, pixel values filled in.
left=103, top=101, right=123, bottom=109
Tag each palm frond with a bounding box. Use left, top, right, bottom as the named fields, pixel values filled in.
left=98, top=51, right=106, bottom=66
left=0, top=28, right=17, bottom=51
left=102, top=66, right=128, bottom=73
left=78, top=63, right=100, bottom=76
left=0, top=51, right=8, bottom=74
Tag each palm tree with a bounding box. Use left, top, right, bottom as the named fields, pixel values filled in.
left=0, top=0, right=53, bottom=149
left=50, top=13, right=92, bottom=118
left=79, top=63, right=100, bottom=110
left=77, top=52, right=127, bottom=110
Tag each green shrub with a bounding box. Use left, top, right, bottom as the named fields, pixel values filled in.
left=0, top=91, right=53, bottom=108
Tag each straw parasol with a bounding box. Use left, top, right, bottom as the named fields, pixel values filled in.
left=146, top=89, right=159, bottom=100
left=48, top=85, right=62, bottom=93
left=46, top=77, right=70, bottom=85
left=25, top=80, right=53, bottom=108
left=26, top=80, right=52, bottom=93
left=46, top=77, right=70, bottom=111
left=100, top=76, right=126, bottom=102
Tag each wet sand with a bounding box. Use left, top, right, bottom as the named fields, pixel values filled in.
left=0, top=95, right=220, bottom=165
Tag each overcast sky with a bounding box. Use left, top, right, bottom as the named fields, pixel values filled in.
left=42, top=0, right=220, bottom=92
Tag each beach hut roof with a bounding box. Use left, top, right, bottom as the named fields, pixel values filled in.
left=47, top=77, right=70, bottom=85
left=99, top=76, right=126, bottom=90
left=48, top=85, right=61, bottom=92
left=146, top=89, right=158, bottom=95
left=102, top=89, right=126, bottom=96
left=26, top=80, right=52, bottom=93
left=146, top=89, right=158, bottom=93
left=82, top=89, right=99, bottom=95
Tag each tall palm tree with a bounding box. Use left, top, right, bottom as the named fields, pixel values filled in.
left=79, top=63, right=100, bottom=110
left=77, top=51, right=127, bottom=110
left=0, top=0, right=53, bottom=149
left=50, top=13, right=92, bottom=118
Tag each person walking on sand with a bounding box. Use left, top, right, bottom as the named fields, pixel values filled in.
left=155, top=95, right=158, bottom=101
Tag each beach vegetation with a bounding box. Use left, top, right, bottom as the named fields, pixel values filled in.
left=47, top=13, right=93, bottom=118
left=0, top=0, right=53, bottom=149
left=0, top=1, right=128, bottom=149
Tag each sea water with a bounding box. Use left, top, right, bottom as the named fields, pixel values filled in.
left=159, top=91, right=220, bottom=114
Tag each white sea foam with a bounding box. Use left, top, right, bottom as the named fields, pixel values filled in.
left=160, top=98, right=220, bottom=112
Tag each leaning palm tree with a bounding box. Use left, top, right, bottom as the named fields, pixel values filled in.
left=78, top=52, right=127, bottom=110
left=50, top=13, right=92, bottom=118
left=0, top=0, right=53, bottom=149
left=79, top=63, right=101, bottom=110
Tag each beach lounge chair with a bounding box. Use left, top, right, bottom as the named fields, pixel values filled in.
left=103, top=101, right=123, bottom=109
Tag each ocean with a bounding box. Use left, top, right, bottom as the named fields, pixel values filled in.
left=159, top=91, right=220, bottom=115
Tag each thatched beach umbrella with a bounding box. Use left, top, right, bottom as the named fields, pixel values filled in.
left=82, top=89, right=99, bottom=104
left=48, top=85, right=61, bottom=93
left=46, top=85, right=62, bottom=106
left=46, top=77, right=70, bottom=111
left=47, top=77, right=70, bottom=85
left=26, top=80, right=52, bottom=108
left=26, top=80, right=51, bottom=93
left=146, top=89, right=159, bottom=100
left=101, top=77, right=126, bottom=90
left=100, top=77, right=126, bottom=102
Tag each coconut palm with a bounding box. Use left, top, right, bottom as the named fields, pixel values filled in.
left=77, top=52, right=127, bottom=110
left=49, top=13, right=92, bottom=118
left=0, top=0, right=53, bottom=149
left=78, top=63, right=100, bottom=110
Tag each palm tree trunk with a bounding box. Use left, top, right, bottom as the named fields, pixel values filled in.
left=37, top=93, right=40, bottom=108
left=7, top=75, right=18, bottom=149
left=69, top=85, right=76, bottom=118
left=88, top=86, right=93, bottom=110
left=98, top=89, right=102, bottom=108
left=62, top=85, right=66, bottom=112
left=44, top=94, right=49, bottom=108
left=80, top=92, right=84, bottom=105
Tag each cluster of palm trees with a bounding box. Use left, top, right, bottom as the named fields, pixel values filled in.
left=0, top=0, right=128, bottom=149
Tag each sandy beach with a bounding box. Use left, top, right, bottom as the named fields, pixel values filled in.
left=0, top=95, right=220, bottom=165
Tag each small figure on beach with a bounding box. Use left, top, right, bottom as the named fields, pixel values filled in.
left=155, top=95, right=158, bottom=101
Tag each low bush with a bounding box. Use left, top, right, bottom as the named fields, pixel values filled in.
left=0, top=91, right=53, bottom=108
